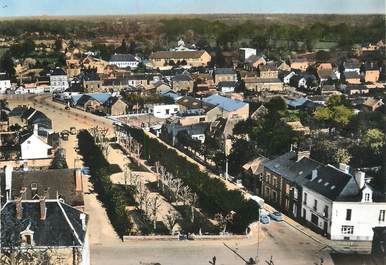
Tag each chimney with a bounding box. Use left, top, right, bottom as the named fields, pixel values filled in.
left=296, top=150, right=310, bottom=162
left=339, top=163, right=350, bottom=174
left=33, top=124, right=39, bottom=135
left=311, top=169, right=318, bottom=181
left=75, top=169, right=83, bottom=192
left=16, top=197, right=22, bottom=220
left=39, top=197, right=46, bottom=221
left=80, top=213, right=86, bottom=231
left=355, top=171, right=366, bottom=189
left=5, top=165, right=13, bottom=200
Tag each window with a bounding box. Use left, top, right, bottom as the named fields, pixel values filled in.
left=272, top=177, right=277, bottom=187
left=379, top=210, right=385, bottom=222
left=364, top=193, right=370, bottom=202
left=272, top=191, right=277, bottom=202
left=293, top=188, right=298, bottom=200
left=324, top=205, right=329, bottom=218
left=285, top=184, right=290, bottom=195
left=341, top=225, right=354, bottom=234
left=303, top=193, right=307, bottom=205
left=346, top=209, right=352, bottom=221
left=311, top=214, right=318, bottom=225
left=313, top=200, right=318, bottom=211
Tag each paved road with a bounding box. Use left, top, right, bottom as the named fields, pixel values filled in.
left=2, top=94, right=334, bottom=265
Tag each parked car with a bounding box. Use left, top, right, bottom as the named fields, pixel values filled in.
left=260, top=213, right=270, bottom=224
left=269, top=211, right=283, bottom=222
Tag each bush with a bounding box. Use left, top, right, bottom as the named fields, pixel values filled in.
left=123, top=125, right=259, bottom=234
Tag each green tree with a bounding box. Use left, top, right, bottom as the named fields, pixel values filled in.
left=0, top=51, right=15, bottom=77
left=333, top=148, right=351, bottom=165
left=363, top=129, right=385, bottom=155
left=313, top=95, right=353, bottom=132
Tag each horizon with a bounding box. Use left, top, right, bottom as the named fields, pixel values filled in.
left=0, top=0, right=384, bottom=17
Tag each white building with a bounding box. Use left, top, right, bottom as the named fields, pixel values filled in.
left=109, top=54, right=140, bottom=69
left=49, top=68, right=69, bottom=92
left=239, top=48, right=257, bottom=62
left=20, top=125, right=52, bottom=160
left=0, top=73, right=11, bottom=94
left=150, top=104, right=180, bottom=119
left=302, top=164, right=386, bottom=241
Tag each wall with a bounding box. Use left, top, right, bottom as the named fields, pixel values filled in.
left=21, top=135, right=51, bottom=160
left=301, top=186, right=332, bottom=235
left=151, top=104, right=180, bottom=118
left=331, top=201, right=386, bottom=241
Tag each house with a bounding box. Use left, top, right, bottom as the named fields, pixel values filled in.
left=363, top=63, right=380, bottom=83
left=123, top=74, right=161, bottom=90
left=1, top=166, right=84, bottom=208
left=202, top=94, right=249, bottom=121
left=176, top=96, right=215, bottom=125
left=277, top=61, right=291, bottom=72
left=250, top=105, right=268, bottom=120
left=164, top=122, right=209, bottom=145
left=343, top=60, right=362, bottom=74
left=155, top=81, right=172, bottom=94
left=317, top=69, right=338, bottom=83
left=171, top=73, right=194, bottom=93
left=0, top=73, right=11, bottom=94
left=78, top=70, right=103, bottom=93
left=1, top=199, right=89, bottom=265
left=104, top=97, right=128, bottom=116
left=109, top=53, right=140, bottom=69
left=22, top=108, right=52, bottom=131
left=261, top=150, right=321, bottom=219
left=149, top=50, right=211, bottom=69
left=244, top=78, right=284, bottom=92
left=149, top=104, right=180, bottom=119
left=244, top=55, right=266, bottom=70
left=302, top=164, right=386, bottom=241
left=72, top=93, right=112, bottom=112
left=214, top=68, right=237, bottom=85
left=82, top=55, right=108, bottom=74
left=258, top=64, right=279, bottom=79
left=362, top=97, right=384, bottom=112
left=20, top=126, right=52, bottom=160
left=217, top=81, right=238, bottom=93
left=320, top=84, right=341, bottom=96
left=283, top=72, right=298, bottom=84
left=290, top=58, right=313, bottom=72
left=242, top=157, right=269, bottom=193
left=345, top=84, right=369, bottom=95
left=49, top=68, right=69, bottom=92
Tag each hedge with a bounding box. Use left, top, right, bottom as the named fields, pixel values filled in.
left=77, top=130, right=132, bottom=237
left=123, top=125, right=259, bottom=233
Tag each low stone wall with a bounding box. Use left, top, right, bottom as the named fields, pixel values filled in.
left=123, top=234, right=248, bottom=242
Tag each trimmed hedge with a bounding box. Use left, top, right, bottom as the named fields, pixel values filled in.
left=123, top=125, right=259, bottom=233
left=77, top=130, right=132, bottom=237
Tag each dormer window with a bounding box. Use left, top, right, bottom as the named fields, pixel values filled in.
left=364, top=193, right=370, bottom=202
left=20, top=223, right=35, bottom=246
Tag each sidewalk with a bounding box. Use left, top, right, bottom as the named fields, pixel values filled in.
left=263, top=203, right=372, bottom=254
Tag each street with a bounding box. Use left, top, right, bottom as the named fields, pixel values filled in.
left=2, top=94, right=334, bottom=265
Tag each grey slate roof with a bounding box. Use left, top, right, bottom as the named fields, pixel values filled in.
left=202, top=95, right=247, bottom=112
left=304, top=165, right=355, bottom=201
left=263, top=151, right=321, bottom=185
left=1, top=200, right=87, bottom=247
left=215, top=68, right=236, bottom=75
left=1, top=169, right=84, bottom=207
left=110, top=53, right=138, bottom=62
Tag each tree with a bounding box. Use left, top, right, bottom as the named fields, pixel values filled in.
left=164, top=210, right=179, bottom=234
left=333, top=148, right=351, bottom=165
left=54, top=38, right=63, bottom=52
left=49, top=149, right=68, bottom=169
left=150, top=195, right=162, bottom=230
left=314, top=95, right=353, bottom=132
left=0, top=51, right=15, bottom=77
left=363, top=129, right=385, bottom=155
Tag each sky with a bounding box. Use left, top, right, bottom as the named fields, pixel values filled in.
left=0, top=0, right=384, bottom=17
